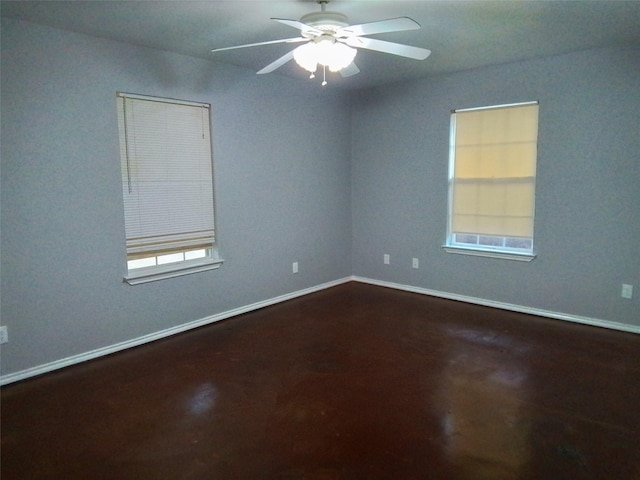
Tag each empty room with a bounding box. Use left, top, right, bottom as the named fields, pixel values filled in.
left=1, top=1, right=639, bottom=478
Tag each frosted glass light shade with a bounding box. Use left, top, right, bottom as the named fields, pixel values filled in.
left=293, top=43, right=318, bottom=73
left=293, top=40, right=357, bottom=73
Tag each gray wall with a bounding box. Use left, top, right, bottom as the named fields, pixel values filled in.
left=2, top=17, right=638, bottom=380
left=351, top=46, right=640, bottom=326
left=0, top=18, right=353, bottom=376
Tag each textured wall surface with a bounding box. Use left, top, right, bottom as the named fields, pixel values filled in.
left=2, top=17, right=638, bottom=380
left=351, top=46, right=640, bottom=325
left=1, top=18, right=353, bottom=376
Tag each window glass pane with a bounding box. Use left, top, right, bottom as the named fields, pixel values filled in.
left=185, top=249, right=207, bottom=260
left=455, top=234, right=478, bottom=245
left=479, top=236, right=504, bottom=247
left=157, top=252, right=185, bottom=265
left=128, top=257, right=157, bottom=269
left=505, top=238, right=533, bottom=250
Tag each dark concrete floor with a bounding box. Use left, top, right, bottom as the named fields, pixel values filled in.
left=2, top=282, right=640, bottom=479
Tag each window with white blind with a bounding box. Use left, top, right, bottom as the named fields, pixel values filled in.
left=116, top=92, right=222, bottom=284
left=444, top=101, right=539, bottom=261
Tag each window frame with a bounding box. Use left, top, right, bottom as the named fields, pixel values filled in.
left=116, top=92, right=223, bottom=284
left=443, top=101, right=539, bottom=262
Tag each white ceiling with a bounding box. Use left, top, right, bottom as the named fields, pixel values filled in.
left=2, top=0, right=640, bottom=90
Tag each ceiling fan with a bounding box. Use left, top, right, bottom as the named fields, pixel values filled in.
left=211, top=0, right=431, bottom=85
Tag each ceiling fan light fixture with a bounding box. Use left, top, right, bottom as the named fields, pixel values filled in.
left=293, top=39, right=356, bottom=74
left=319, top=40, right=357, bottom=72
left=293, top=42, right=318, bottom=73
left=212, top=0, right=430, bottom=82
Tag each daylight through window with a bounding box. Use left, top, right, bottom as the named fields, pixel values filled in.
left=446, top=101, right=539, bottom=260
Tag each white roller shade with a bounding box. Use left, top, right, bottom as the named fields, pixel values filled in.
left=450, top=103, right=538, bottom=238
left=117, top=93, right=215, bottom=258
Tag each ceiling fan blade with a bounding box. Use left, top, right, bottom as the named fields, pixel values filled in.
left=340, top=62, right=360, bottom=77
left=272, top=18, right=322, bottom=36
left=337, top=17, right=421, bottom=37
left=256, top=49, right=296, bottom=74
left=212, top=37, right=306, bottom=53
left=344, top=37, right=431, bottom=60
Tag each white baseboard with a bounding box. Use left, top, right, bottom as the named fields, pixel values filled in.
left=0, top=277, right=351, bottom=386
left=3, top=275, right=637, bottom=386
left=352, top=276, right=640, bottom=335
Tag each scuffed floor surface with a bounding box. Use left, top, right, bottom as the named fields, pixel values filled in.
left=2, top=282, right=640, bottom=479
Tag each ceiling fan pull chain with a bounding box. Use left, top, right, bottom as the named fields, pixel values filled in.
left=322, top=65, right=327, bottom=86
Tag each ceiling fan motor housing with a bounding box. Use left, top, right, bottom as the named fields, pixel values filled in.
left=300, top=11, right=349, bottom=34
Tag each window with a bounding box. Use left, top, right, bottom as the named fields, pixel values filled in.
left=445, top=102, right=539, bottom=261
left=116, top=92, right=222, bottom=284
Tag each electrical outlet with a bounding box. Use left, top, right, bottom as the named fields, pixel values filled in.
left=412, top=258, right=419, bottom=269
left=0, top=326, right=8, bottom=344
left=621, top=284, right=633, bottom=299
left=383, top=254, right=390, bottom=265
left=292, top=262, right=299, bottom=274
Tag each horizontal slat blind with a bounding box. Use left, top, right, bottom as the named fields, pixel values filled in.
left=451, top=103, right=538, bottom=238
left=116, top=93, right=215, bottom=257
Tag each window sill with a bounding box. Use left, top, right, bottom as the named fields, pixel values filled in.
left=442, top=245, right=536, bottom=262
left=124, top=254, right=224, bottom=285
